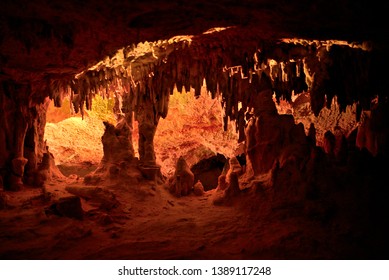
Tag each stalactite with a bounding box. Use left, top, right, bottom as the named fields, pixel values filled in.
left=223, top=114, right=228, bottom=132
left=205, top=69, right=217, bottom=98
left=183, top=57, right=191, bottom=93
left=239, top=77, right=250, bottom=110
left=231, top=76, right=239, bottom=122
left=294, top=59, right=308, bottom=94
left=175, top=51, right=183, bottom=92
left=56, top=36, right=377, bottom=138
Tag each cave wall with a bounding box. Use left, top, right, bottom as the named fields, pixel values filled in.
left=356, top=102, right=389, bottom=157
left=2, top=37, right=387, bottom=191
left=69, top=36, right=385, bottom=142
left=1, top=0, right=388, bottom=191
left=0, top=81, right=50, bottom=190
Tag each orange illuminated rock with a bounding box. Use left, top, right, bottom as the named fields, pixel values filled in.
left=169, top=156, right=194, bottom=197
left=193, top=180, right=205, bottom=196
left=84, top=118, right=142, bottom=184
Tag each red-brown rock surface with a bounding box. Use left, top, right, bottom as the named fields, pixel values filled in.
left=0, top=0, right=388, bottom=261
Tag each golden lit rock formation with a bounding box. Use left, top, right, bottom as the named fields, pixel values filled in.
left=0, top=0, right=388, bottom=260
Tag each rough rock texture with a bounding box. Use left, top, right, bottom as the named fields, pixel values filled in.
left=48, top=196, right=84, bottom=220
left=356, top=102, right=389, bottom=157
left=245, top=87, right=310, bottom=176
left=0, top=0, right=389, bottom=261
left=0, top=192, right=9, bottom=210
left=323, top=130, right=336, bottom=156
left=193, top=180, right=205, bottom=196
left=136, top=95, right=160, bottom=167
left=0, top=84, right=53, bottom=190
left=65, top=185, right=119, bottom=210
left=213, top=158, right=242, bottom=205
left=1, top=1, right=388, bottom=191
left=84, top=118, right=142, bottom=184
left=190, top=154, right=227, bottom=191
left=33, top=145, right=64, bottom=187
left=169, top=156, right=194, bottom=197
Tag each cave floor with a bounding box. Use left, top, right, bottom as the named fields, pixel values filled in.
left=0, top=164, right=378, bottom=260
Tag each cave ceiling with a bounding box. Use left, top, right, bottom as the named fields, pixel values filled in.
left=1, top=0, right=387, bottom=115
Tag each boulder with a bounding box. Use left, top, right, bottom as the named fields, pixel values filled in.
left=193, top=180, right=205, bottom=196
left=65, top=186, right=119, bottom=210
left=49, top=196, right=84, bottom=220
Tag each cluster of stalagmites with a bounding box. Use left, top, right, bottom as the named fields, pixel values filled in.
left=83, top=115, right=142, bottom=185
left=0, top=80, right=65, bottom=192
left=166, top=87, right=388, bottom=207
left=0, top=33, right=386, bottom=196
left=49, top=37, right=382, bottom=188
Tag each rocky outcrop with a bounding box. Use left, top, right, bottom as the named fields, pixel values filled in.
left=245, top=86, right=310, bottom=176
left=48, top=196, right=84, bottom=220
left=193, top=180, right=205, bottom=196
left=0, top=1, right=387, bottom=197
left=169, top=156, right=194, bottom=197
left=0, top=191, right=9, bottom=210
left=0, top=81, right=62, bottom=191
left=63, top=36, right=383, bottom=144
left=190, top=154, right=227, bottom=191
left=65, top=186, right=119, bottom=210
left=84, top=117, right=142, bottom=184
left=356, top=102, right=389, bottom=157
left=213, top=157, right=242, bottom=205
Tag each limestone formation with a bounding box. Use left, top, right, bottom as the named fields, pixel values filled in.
left=190, top=154, right=227, bottom=191
left=9, top=157, right=28, bottom=191
left=136, top=95, right=160, bottom=167
left=84, top=118, right=141, bottom=184
left=333, top=126, right=348, bottom=163
left=193, top=180, right=205, bottom=196
left=169, top=156, right=194, bottom=197
left=1, top=22, right=384, bottom=194
left=0, top=1, right=388, bottom=261
left=227, top=171, right=241, bottom=195
left=0, top=192, right=9, bottom=210
left=323, top=131, right=336, bottom=156
left=226, top=157, right=243, bottom=181
left=216, top=174, right=228, bottom=191
left=213, top=160, right=242, bottom=205
left=25, top=145, right=63, bottom=190
left=308, top=123, right=317, bottom=146
left=356, top=103, right=389, bottom=157
left=245, top=85, right=310, bottom=176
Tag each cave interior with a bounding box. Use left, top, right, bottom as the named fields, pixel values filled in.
left=1, top=0, right=389, bottom=260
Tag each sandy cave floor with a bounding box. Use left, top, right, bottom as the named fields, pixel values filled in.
left=0, top=173, right=340, bottom=260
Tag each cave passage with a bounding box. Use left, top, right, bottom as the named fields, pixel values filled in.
left=44, top=84, right=239, bottom=180
left=1, top=24, right=389, bottom=260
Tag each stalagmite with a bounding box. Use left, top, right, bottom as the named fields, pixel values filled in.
left=308, top=123, right=317, bottom=146
left=84, top=118, right=141, bottom=185
left=169, top=156, right=194, bottom=197
left=136, top=95, right=159, bottom=167
left=193, top=180, right=205, bottom=196
left=8, top=108, right=28, bottom=191
left=323, top=130, right=336, bottom=156
left=1, top=33, right=380, bottom=196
